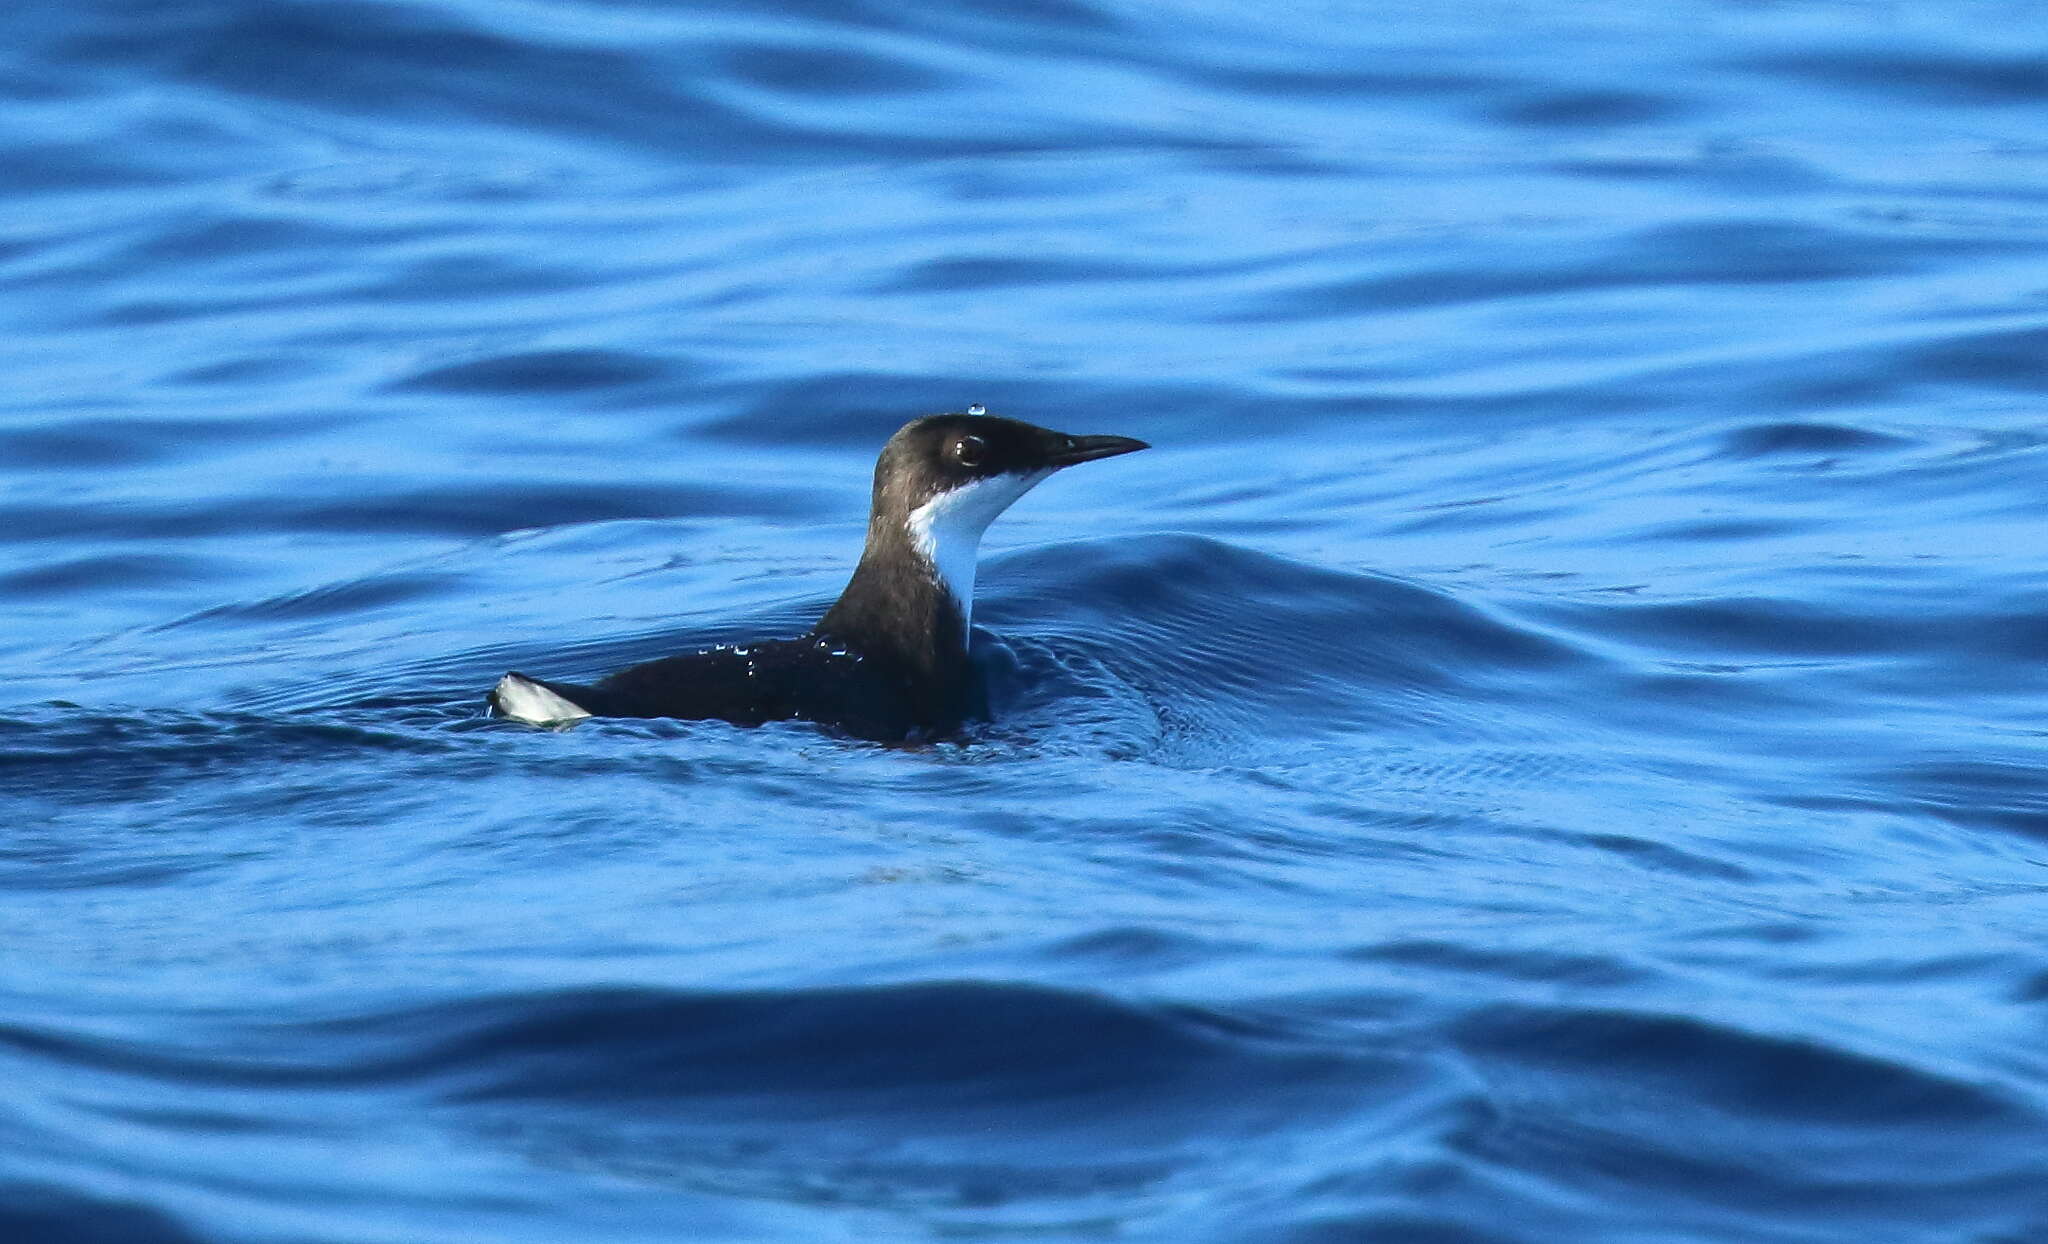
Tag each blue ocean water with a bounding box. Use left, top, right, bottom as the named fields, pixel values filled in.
left=6, top=0, right=2048, bottom=1239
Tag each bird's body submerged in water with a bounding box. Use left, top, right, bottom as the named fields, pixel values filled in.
left=488, top=409, right=1148, bottom=741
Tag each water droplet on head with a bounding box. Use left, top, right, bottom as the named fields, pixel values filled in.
left=966, top=403, right=986, bottom=416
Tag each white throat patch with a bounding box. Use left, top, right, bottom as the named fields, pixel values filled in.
left=904, top=470, right=1052, bottom=627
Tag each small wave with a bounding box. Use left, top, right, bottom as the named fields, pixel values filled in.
left=378, top=981, right=1357, bottom=1107
left=390, top=348, right=676, bottom=395
left=1714, top=420, right=1918, bottom=460
left=1743, top=47, right=2048, bottom=107
left=0, top=1183, right=204, bottom=1244
left=1856, top=756, right=2048, bottom=840
left=0, top=705, right=458, bottom=827
left=1897, top=323, right=2048, bottom=392
left=0, top=980, right=1414, bottom=1221
left=981, top=533, right=1593, bottom=750
left=0, top=979, right=1381, bottom=1114
left=1454, top=1003, right=2041, bottom=1185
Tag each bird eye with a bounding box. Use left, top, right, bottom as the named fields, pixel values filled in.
left=952, top=435, right=985, bottom=468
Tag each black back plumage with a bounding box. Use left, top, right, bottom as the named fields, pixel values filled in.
left=506, top=635, right=940, bottom=742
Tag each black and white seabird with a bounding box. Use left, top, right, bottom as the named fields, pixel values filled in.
left=488, top=407, right=1148, bottom=741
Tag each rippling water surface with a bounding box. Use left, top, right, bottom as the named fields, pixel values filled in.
left=8, top=1, right=2048, bottom=1240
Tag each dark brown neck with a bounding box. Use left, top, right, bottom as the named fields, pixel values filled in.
left=814, top=515, right=973, bottom=725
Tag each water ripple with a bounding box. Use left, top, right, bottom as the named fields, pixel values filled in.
left=8, top=0, right=2048, bottom=1239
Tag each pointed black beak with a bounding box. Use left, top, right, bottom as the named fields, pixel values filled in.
left=1047, top=433, right=1149, bottom=467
